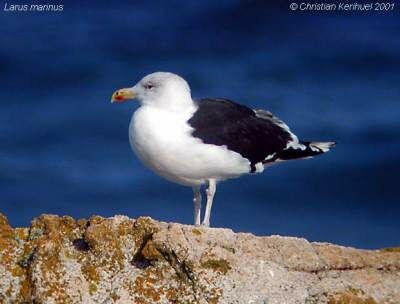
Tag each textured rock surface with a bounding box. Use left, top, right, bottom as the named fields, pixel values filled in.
left=0, top=213, right=399, bottom=304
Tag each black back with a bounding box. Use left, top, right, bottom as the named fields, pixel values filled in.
left=188, top=98, right=293, bottom=172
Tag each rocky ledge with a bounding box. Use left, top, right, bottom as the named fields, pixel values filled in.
left=0, top=214, right=399, bottom=304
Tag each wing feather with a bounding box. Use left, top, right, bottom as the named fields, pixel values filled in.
left=188, top=98, right=294, bottom=172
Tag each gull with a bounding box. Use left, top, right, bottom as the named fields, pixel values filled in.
left=111, top=72, right=335, bottom=226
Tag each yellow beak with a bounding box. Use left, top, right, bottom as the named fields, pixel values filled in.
left=111, top=88, right=136, bottom=103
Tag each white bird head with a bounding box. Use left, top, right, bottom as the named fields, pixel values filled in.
left=111, top=72, right=193, bottom=111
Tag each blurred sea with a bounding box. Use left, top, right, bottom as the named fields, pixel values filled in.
left=1, top=1, right=399, bottom=249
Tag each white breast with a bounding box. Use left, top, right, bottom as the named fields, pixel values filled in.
left=129, top=105, right=250, bottom=186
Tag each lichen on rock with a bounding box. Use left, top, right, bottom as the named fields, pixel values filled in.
left=328, top=288, right=378, bottom=304
left=0, top=213, right=399, bottom=303
left=200, top=258, right=231, bottom=275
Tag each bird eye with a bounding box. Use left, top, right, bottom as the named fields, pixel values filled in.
left=144, top=83, right=154, bottom=90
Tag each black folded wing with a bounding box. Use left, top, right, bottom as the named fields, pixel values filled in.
left=188, top=98, right=295, bottom=172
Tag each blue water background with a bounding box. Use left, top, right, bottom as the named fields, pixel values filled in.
left=1, top=1, right=399, bottom=249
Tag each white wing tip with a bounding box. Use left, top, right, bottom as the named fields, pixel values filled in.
left=310, top=141, right=336, bottom=153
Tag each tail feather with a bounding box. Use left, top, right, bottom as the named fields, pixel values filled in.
left=275, top=141, right=336, bottom=161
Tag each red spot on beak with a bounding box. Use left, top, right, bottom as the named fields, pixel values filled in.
left=115, top=95, right=124, bottom=101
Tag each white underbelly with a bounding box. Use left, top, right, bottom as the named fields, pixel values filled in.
left=129, top=106, right=250, bottom=186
